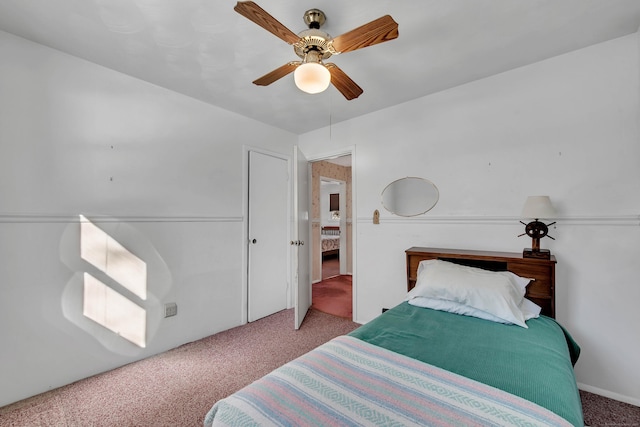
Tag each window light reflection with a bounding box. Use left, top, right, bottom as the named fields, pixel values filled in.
left=83, top=273, right=146, bottom=348
left=80, top=215, right=147, bottom=300
left=79, top=214, right=148, bottom=348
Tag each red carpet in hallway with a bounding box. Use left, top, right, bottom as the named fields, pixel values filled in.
left=322, top=257, right=340, bottom=279
left=311, top=275, right=352, bottom=319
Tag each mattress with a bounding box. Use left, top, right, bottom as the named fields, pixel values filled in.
left=350, top=302, right=583, bottom=426
left=204, top=301, right=583, bottom=426
left=321, top=235, right=340, bottom=252
left=204, top=334, right=573, bottom=426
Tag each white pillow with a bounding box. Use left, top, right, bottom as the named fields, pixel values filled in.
left=408, top=296, right=541, bottom=324
left=519, top=297, right=542, bottom=320
left=408, top=297, right=511, bottom=324
left=502, top=270, right=534, bottom=293
left=416, top=260, right=533, bottom=292
left=407, top=259, right=529, bottom=328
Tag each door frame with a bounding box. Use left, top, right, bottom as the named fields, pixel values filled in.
left=307, top=146, right=357, bottom=321
left=241, top=145, right=293, bottom=325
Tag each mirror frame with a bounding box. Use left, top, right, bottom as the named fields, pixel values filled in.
left=381, top=177, right=439, bottom=217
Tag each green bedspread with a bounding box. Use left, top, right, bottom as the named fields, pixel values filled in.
left=350, top=302, right=583, bottom=426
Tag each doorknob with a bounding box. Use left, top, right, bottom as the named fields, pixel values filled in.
left=251, top=238, right=257, bottom=244
left=290, top=240, right=305, bottom=246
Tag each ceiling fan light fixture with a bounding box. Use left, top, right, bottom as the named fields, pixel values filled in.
left=234, top=2, right=398, bottom=100
left=294, top=62, right=331, bottom=94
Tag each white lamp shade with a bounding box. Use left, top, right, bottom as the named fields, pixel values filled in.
left=294, top=63, right=331, bottom=94
left=521, top=196, right=556, bottom=219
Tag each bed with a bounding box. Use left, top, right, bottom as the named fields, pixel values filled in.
left=321, top=225, right=340, bottom=259
left=204, top=247, right=583, bottom=426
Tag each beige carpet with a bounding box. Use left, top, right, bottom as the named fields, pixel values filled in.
left=0, top=309, right=359, bottom=426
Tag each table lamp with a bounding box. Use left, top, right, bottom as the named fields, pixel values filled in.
left=519, top=196, right=556, bottom=259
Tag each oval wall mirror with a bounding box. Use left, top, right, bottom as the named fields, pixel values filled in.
left=381, top=177, right=439, bottom=217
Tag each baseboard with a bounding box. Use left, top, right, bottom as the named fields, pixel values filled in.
left=578, top=382, right=640, bottom=407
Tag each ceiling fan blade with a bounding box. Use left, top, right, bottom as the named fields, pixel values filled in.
left=331, top=15, right=399, bottom=54
left=253, top=62, right=301, bottom=86
left=234, top=1, right=300, bottom=45
left=326, top=63, right=363, bottom=100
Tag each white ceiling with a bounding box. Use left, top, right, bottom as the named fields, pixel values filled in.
left=1, top=0, right=640, bottom=135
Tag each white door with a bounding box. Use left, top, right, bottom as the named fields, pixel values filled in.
left=293, top=146, right=311, bottom=329
left=248, top=151, right=289, bottom=322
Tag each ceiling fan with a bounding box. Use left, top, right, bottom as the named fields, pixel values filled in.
left=234, top=1, right=399, bottom=100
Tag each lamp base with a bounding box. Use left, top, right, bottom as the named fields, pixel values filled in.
left=523, top=248, right=551, bottom=259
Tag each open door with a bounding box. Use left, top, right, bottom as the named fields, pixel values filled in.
left=293, top=146, right=311, bottom=329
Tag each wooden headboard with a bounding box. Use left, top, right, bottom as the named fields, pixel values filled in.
left=405, top=247, right=557, bottom=318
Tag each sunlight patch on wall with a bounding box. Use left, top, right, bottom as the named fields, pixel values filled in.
left=79, top=214, right=147, bottom=348
left=60, top=214, right=173, bottom=355
left=83, top=273, right=146, bottom=348
left=80, top=215, right=147, bottom=300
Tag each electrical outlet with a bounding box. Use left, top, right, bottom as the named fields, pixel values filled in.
left=164, top=302, right=177, bottom=318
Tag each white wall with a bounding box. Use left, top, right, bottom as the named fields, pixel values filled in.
left=0, top=31, right=296, bottom=406
left=300, top=34, right=640, bottom=405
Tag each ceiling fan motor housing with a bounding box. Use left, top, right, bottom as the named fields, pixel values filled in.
left=294, top=29, right=333, bottom=61
left=295, top=9, right=335, bottom=61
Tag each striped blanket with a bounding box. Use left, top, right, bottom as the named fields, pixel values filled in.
left=204, top=336, right=572, bottom=426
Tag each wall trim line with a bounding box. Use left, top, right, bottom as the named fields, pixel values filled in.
left=357, top=215, right=640, bottom=226
left=0, top=213, right=243, bottom=224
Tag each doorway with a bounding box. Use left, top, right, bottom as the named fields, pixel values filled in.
left=320, top=178, right=344, bottom=279
left=309, top=155, right=353, bottom=319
